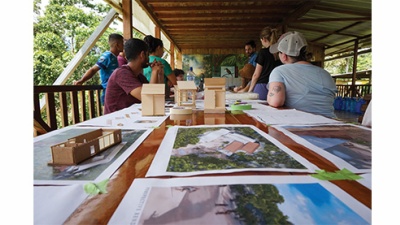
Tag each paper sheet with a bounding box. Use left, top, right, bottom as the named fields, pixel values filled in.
left=75, top=104, right=169, bottom=129
left=109, top=175, right=371, bottom=225
left=146, top=124, right=319, bottom=177
left=242, top=103, right=342, bottom=125
left=34, top=184, right=88, bottom=224
left=273, top=124, right=371, bottom=173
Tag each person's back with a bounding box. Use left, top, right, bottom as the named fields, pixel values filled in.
left=268, top=31, right=337, bottom=118
left=269, top=63, right=337, bottom=118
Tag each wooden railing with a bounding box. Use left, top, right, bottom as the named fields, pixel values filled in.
left=34, top=85, right=103, bottom=135
left=33, top=84, right=371, bottom=136
left=336, top=84, right=372, bottom=98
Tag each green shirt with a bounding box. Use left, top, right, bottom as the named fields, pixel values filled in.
left=144, top=55, right=173, bottom=97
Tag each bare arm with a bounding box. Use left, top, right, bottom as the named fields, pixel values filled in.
left=73, top=65, right=100, bottom=85
left=248, top=63, right=262, bottom=92
left=166, top=72, right=177, bottom=86
left=267, top=82, right=286, bottom=107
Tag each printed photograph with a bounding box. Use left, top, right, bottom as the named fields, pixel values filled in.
left=137, top=182, right=369, bottom=225
left=281, top=125, right=371, bottom=170
left=167, top=126, right=307, bottom=172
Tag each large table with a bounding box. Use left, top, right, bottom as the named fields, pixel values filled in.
left=59, top=109, right=371, bottom=224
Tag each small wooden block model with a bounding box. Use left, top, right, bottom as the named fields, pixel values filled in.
left=204, top=77, right=226, bottom=113
left=48, top=129, right=122, bottom=166
left=141, top=83, right=166, bottom=116
left=174, top=81, right=197, bottom=109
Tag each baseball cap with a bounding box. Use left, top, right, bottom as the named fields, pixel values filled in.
left=270, top=31, right=307, bottom=56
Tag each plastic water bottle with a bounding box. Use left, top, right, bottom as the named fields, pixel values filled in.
left=186, top=67, right=195, bottom=81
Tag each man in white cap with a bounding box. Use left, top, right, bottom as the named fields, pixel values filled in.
left=267, top=31, right=337, bottom=118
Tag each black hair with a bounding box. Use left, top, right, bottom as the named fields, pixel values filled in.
left=174, top=69, right=184, bottom=76
left=143, top=35, right=163, bottom=53
left=245, top=40, right=256, bottom=48
left=288, top=46, right=308, bottom=62
left=108, top=33, right=123, bottom=43
left=124, top=38, right=149, bottom=62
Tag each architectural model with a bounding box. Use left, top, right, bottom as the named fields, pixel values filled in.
left=204, top=78, right=226, bottom=113
left=48, top=129, right=122, bottom=165
left=174, top=81, right=197, bottom=109
left=141, top=83, right=165, bottom=116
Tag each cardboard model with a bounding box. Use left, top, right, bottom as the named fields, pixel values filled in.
left=49, top=129, right=122, bottom=165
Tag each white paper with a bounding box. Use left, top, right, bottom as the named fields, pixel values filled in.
left=273, top=124, right=371, bottom=173
left=146, top=124, right=319, bottom=177
left=243, top=103, right=342, bottom=125
left=34, top=184, right=88, bottom=224
left=75, top=104, right=169, bottom=129
left=109, top=175, right=371, bottom=225
left=358, top=173, right=372, bottom=189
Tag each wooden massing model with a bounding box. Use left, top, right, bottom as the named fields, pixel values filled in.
left=49, top=129, right=122, bottom=165
left=204, top=78, right=226, bottom=113
left=174, top=81, right=197, bottom=109
left=141, top=83, right=165, bottom=116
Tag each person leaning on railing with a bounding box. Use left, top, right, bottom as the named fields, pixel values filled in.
left=103, top=38, right=164, bottom=115
left=73, top=33, right=124, bottom=105
left=267, top=31, right=337, bottom=118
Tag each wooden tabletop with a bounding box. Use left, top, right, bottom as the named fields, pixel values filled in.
left=63, top=110, right=371, bottom=224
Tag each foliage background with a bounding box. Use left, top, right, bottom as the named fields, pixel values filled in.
left=33, top=0, right=121, bottom=86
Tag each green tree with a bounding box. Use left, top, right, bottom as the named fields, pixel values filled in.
left=33, top=0, right=119, bottom=86
left=324, top=52, right=372, bottom=75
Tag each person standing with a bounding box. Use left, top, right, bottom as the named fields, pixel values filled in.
left=103, top=38, right=164, bottom=114
left=248, top=27, right=282, bottom=100
left=245, top=40, right=258, bottom=67
left=143, top=35, right=177, bottom=98
left=267, top=31, right=337, bottom=118
left=234, top=40, right=258, bottom=92
left=73, top=33, right=124, bottom=105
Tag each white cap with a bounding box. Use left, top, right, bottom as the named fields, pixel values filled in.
left=270, top=31, right=307, bottom=56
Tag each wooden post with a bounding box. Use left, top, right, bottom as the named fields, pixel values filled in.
left=351, top=39, right=359, bottom=97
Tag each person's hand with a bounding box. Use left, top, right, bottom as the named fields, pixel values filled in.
left=233, top=86, right=242, bottom=92
left=151, top=60, right=164, bottom=75
left=73, top=80, right=83, bottom=85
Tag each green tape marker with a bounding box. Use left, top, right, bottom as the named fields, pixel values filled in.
left=84, top=178, right=109, bottom=195
left=230, top=104, right=252, bottom=110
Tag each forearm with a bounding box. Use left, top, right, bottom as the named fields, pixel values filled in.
left=74, top=67, right=98, bottom=85
left=166, top=73, right=177, bottom=86
left=248, top=74, right=259, bottom=92
left=248, top=64, right=262, bottom=92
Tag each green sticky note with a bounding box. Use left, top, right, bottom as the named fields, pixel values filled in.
left=166, top=125, right=173, bottom=128
left=84, top=178, right=109, bottom=195
left=311, top=169, right=362, bottom=181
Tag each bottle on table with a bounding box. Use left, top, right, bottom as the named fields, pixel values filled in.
left=186, top=67, right=195, bottom=81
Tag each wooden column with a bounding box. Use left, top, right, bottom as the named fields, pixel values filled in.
left=122, top=0, right=133, bottom=40
left=170, top=43, right=175, bottom=69
left=351, top=39, right=359, bottom=97
left=154, top=27, right=161, bottom=39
